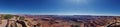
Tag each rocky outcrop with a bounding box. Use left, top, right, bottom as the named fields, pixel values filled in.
left=16, top=20, right=27, bottom=27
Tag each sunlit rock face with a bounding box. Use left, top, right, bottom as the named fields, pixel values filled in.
left=107, top=22, right=120, bottom=27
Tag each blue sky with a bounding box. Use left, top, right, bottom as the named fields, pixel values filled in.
left=0, top=0, right=120, bottom=15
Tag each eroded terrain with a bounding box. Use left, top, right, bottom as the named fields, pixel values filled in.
left=0, top=15, right=120, bottom=27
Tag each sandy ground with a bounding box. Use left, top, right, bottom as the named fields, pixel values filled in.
left=0, top=20, right=7, bottom=27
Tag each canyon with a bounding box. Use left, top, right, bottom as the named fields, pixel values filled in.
left=0, top=15, right=120, bottom=27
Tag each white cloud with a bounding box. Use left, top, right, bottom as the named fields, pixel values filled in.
left=1, top=12, right=120, bottom=16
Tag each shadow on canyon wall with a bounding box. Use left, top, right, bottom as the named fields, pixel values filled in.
left=16, top=20, right=27, bottom=27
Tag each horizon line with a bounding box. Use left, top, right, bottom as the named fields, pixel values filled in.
left=0, top=13, right=120, bottom=16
